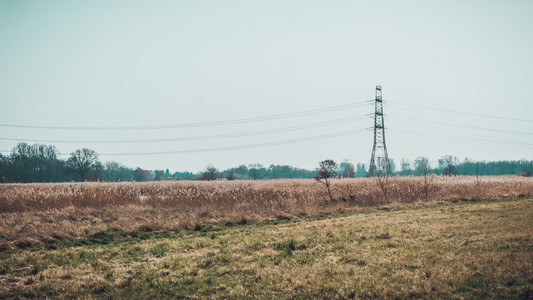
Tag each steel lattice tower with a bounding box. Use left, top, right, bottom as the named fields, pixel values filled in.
left=369, top=86, right=391, bottom=176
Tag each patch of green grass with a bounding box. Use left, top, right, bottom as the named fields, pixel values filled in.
left=275, top=238, right=297, bottom=257
left=149, top=242, right=170, bottom=258
left=88, top=231, right=115, bottom=245
left=24, top=229, right=186, bottom=254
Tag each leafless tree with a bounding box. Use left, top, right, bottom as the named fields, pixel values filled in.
left=201, top=164, right=217, bottom=181
left=248, top=163, right=262, bottom=180
left=375, top=168, right=390, bottom=203
left=340, top=160, right=356, bottom=178
left=439, top=155, right=459, bottom=176
left=66, top=148, right=101, bottom=181
left=414, top=156, right=433, bottom=202
left=315, top=160, right=338, bottom=202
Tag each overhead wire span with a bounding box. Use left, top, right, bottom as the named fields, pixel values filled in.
left=97, top=128, right=371, bottom=156
left=0, top=100, right=373, bottom=131
left=387, top=114, right=533, bottom=136
left=386, top=101, right=533, bottom=123
left=392, top=128, right=533, bottom=147
left=387, top=115, right=532, bottom=145
left=0, top=129, right=371, bottom=156
left=0, top=115, right=372, bottom=144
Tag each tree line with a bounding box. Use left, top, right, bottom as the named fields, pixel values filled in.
left=0, top=142, right=531, bottom=183
left=393, top=155, right=532, bottom=177
left=0, top=143, right=153, bottom=183
left=0, top=143, right=326, bottom=183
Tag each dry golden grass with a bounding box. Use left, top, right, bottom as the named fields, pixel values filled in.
left=0, top=198, right=531, bottom=298
left=1, top=176, right=532, bottom=248
left=2, top=176, right=532, bottom=212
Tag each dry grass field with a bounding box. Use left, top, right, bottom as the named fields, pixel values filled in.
left=0, top=176, right=532, bottom=298
left=1, top=176, right=532, bottom=248
left=0, top=197, right=531, bottom=298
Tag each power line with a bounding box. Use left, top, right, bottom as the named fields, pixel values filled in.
left=0, top=129, right=371, bottom=156
left=97, top=129, right=370, bottom=156
left=387, top=114, right=533, bottom=136
left=0, top=115, right=371, bottom=144
left=392, top=128, right=533, bottom=147
left=0, top=100, right=373, bottom=131
left=386, top=101, right=533, bottom=123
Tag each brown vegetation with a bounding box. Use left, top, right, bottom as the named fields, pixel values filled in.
left=0, top=176, right=532, bottom=248
left=0, top=198, right=531, bottom=298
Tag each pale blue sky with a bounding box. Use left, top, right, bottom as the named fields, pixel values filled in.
left=1, top=0, right=532, bottom=171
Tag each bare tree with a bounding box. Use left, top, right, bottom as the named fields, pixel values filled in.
left=133, top=167, right=151, bottom=182
left=375, top=168, right=391, bottom=203
left=201, top=164, right=217, bottom=181
left=400, top=158, right=412, bottom=176
left=248, top=163, right=262, bottom=180
left=103, top=161, right=134, bottom=182
left=439, top=155, right=459, bottom=176
left=66, top=148, right=101, bottom=181
left=414, top=156, right=433, bottom=202
left=340, top=160, right=356, bottom=178
left=314, top=160, right=338, bottom=202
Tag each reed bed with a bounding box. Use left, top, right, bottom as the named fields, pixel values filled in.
left=1, top=176, right=532, bottom=213
left=0, top=176, right=532, bottom=247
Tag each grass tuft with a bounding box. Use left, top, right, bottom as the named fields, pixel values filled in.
left=149, top=242, right=170, bottom=258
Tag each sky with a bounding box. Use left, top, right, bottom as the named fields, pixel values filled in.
left=1, top=0, right=532, bottom=172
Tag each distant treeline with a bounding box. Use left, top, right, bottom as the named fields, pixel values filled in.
left=0, top=143, right=531, bottom=183
left=0, top=143, right=320, bottom=183
left=392, top=155, right=533, bottom=177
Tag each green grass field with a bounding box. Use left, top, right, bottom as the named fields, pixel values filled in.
left=1, top=198, right=532, bottom=299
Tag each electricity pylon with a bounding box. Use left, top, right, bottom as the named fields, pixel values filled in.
left=369, top=85, right=391, bottom=176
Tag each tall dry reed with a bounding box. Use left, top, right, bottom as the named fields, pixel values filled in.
left=1, top=176, right=531, bottom=247
left=1, top=176, right=532, bottom=214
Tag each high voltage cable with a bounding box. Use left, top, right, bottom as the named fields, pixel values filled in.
left=397, top=126, right=531, bottom=146
left=386, top=102, right=533, bottom=123
left=389, top=116, right=533, bottom=145
left=99, top=129, right=371, bottom=156
left=0, top=115, right=371, bottom=144
left=0, top=100, right=373, bottom=131
left=0, top=129, right=371, bottom=156
left=392, top=128, right=533, bottom=147
left=387, top=114, right=533, bottom=136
